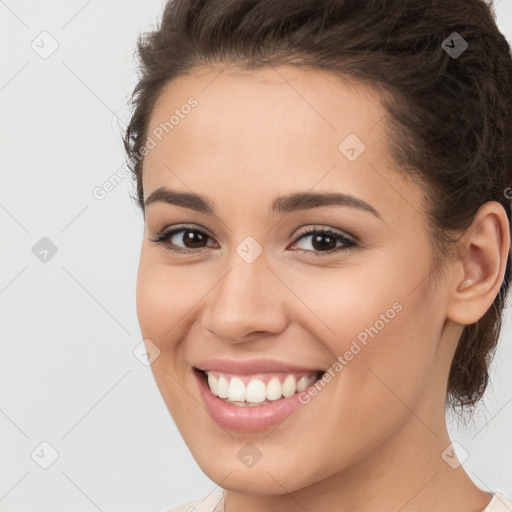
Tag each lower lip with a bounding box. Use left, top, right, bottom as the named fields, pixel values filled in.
left=193, top=368, right=314, bottom=432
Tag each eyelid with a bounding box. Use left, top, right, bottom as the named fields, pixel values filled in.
left=292, top=224, right=357, bottom=243
left=153, top=223, right=356, bottom=242
left=150, top=223, right=359, bottom=257
left=288, top=226, right=358, bottom=255
left=150, top=224, right=216, bottom=246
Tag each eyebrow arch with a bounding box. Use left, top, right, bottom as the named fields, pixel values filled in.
left=145, top=186, right=382, bottom=219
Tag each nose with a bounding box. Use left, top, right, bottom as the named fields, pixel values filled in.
left=200, top=250, right=289, bottom=344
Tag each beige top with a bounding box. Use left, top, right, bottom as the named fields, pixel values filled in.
left=164, top=489, right=512, bottom=512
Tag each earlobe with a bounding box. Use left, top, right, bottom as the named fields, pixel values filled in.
left=446, top=201, right=510, bottom=326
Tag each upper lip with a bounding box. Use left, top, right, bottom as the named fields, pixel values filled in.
left=194, top=358, right=324, bottom=375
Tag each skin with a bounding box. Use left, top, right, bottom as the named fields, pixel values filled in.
left=135, top=64, right=510, bottom=512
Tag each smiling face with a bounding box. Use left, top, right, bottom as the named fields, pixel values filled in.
left=136, top=65, right=460, bottom=495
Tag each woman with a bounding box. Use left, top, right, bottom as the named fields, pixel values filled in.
left=123, top=0, right=512, bottom=510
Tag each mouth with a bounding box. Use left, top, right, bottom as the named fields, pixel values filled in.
left=194, top=367, right=325, bottom=407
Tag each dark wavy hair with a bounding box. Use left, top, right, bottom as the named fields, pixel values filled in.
left=123, top=0, right=512, bottom=415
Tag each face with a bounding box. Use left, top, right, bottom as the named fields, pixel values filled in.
left=136, top=65, right=455, bottom=494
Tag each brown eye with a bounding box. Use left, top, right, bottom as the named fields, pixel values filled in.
left=150, top=226, right=216, bottom=254
left=290, top=227, right=357, bottom=257
left=176, top=229, right=209, bottom=249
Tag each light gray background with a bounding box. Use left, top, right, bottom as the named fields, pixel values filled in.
left=0, top=1, right=511, bottom=510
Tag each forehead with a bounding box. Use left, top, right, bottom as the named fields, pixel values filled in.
left=141, top=65, right=421, bottom=220
left=145, top=64, right=388, bottom=161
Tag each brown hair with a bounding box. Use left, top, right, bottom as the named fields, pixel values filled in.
left=123, top=0, right=512, bottom=414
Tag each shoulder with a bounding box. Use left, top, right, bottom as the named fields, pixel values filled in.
left=485, top=492, right=512, bottom=511
left=162, top=489, right=224, bottom=512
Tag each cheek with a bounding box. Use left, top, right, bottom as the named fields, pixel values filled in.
left=297, top=252, right=440, bottom=407
left=321, top=283, right=440, bottom=440
left=136, top=256, right=194, bottom=415
left=280, top=258, right=407, bottom=350
left=135, top=252, right=203, bottom=344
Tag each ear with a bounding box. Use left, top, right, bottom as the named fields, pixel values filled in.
left=446, top=201, right=511, bottom=325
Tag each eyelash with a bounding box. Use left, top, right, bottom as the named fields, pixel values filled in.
left=149, top=225, right=358, bottom=257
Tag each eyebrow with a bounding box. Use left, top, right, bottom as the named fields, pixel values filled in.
left=145, top=186, right=382, bottom=219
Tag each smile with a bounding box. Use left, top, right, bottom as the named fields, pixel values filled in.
left=204, top=370, right=323, bottom=406
left=193, top=368, right=325, bottom=431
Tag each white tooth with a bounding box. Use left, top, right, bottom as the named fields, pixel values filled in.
left=207, top=373, right=218, bottom=395
left=296, top=375, right=309, bottom=392
left=217, top=375, right=229, bottom=398
left=226, top=399, right=271, bottom=407
left=228, top=377, right=246, bottom=401
left=245, top=379, right=267, bottom=403
left=282, top=375, right=297, bottom=398
left=266, top=377, right=283, bottom=401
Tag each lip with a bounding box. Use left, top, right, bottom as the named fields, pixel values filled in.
left=193, top=367, right=320, bottom=431
left=194, top=358, right=325, bottom=374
